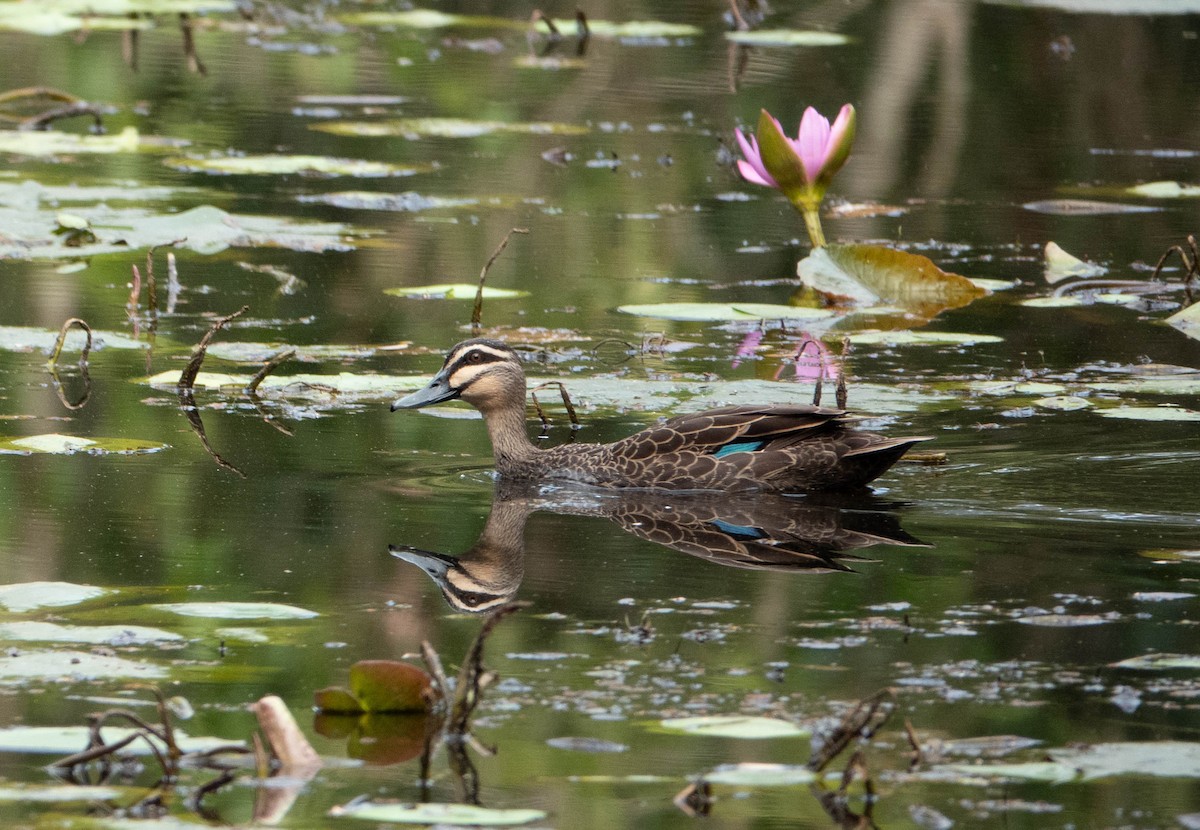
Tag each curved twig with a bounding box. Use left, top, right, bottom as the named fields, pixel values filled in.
left=47, top=317, right=93, bottom=368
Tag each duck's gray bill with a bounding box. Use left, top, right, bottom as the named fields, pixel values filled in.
left=390, top=371, right=458, bottom=411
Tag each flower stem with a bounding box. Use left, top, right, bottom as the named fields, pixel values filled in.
left=801, top=206, right=826, bottom=248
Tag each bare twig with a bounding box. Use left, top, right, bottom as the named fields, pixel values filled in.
left=807, top=688, right=896, bottom=773
left=837, top=336, right=851, bottom=409
left=47, top=317, right=93, bottom=369
left=419, top=640, right=451, bottom=704
left=178, top=306, right=248, bottom=392
left=530, top=381, right=580, bottom=429
left=673, top=779, right=712, bottom=817
left=450, top=601, right=530, bottom=733
left=904, top=718, right=924, bottom=769
left=245, top=349, right=295, bottom=396
left=471, top=227, right=528, bottom=336
left=531, top=9, right=560, bottom=37
left=250, top=695, right=322, bottom=771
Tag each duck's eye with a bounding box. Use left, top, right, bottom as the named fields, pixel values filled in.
left=467, top=351, right=482, bottom=364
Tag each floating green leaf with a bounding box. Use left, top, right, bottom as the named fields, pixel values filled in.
left=1097, top=406, right=1200, bottom=422
left=0, top=725, right=238, bottom=755
left=1044, top=241, right=1106, bottom=283
left=935, top=761, right=1078, bottom=783
left=1127, top=181, right=1200, bottom=198
left=705, top=763, right=817, bottom=786
left=1016, top=613, right=1114, bottom=626
left=1049, top=741, right=1200, bottom=780
left=0, top=621, right=182, bottom=645
left=798, top=244, right=986, bottom=315
left=206, top=342, right=395, bottom=363
left=0, top=784, right=134, bottom=802
left=1034, top=395, right=1092, bottom=411
left=0, top=325, right=145, bottom=353
left=312, top=118, right=587, bottom=139
left=0, top=126, right=149, bottom=156
left=165, top=154, right=429, bottom=177
left=1111, top=653, right=1200, bottom=670
left=846, top=331, right=1002, bottom=347
left=0, top=581, right=108, bottom=612
left=0, top=649, right=166, bottom=680
left=725, top=29, right=850, bottom=46
left=153, top=601, right=319, bottom=620
left=1021, top=296, right=1083, bottom=308
left=340, top=10, right=700, bottom=38
left=386, top=284, right=530, bottom=300
left=658, top=715, right=808, bottom=739
left=1166, top=301, right=1200, bottom=341
left=616, top=302, right=833, bottom=322
left=330, top=801, right=547, bottom=825
left=315, top=660, right=435, bottom=714
left=0, top=434, right=167, bottom=455
left=299, top=191, right=483, bottom=212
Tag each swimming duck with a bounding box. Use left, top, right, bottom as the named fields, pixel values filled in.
left=391, top=338, right=929, bottom=492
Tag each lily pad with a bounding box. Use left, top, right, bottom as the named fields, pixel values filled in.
left=0, top=621, right=182, bottom=645
left=0, top=326, right=145, bottom=353
left=616, top=302, right=833, bottom=322
left=1049, top=741, right=1200, bottom=780
left=0, top=126, right=152, bottom=156
left=1126, top=181, right=1200, bottom=198
left=165, top=154, right=428, bottom=177
left=341, top=10, right=701, bottom=38
left=313, top=118, right=588, bottom=139
left=386, top=284, right=530, bottom=300
left=1022, top=199, right=1160, bottom=215
left=1097, top=406, right=1200, bottom=422
left=798, top=244, right=986, bottom=315
left=329, top=801, right=547, bottom=825
left=846, top=331, right=1002, bottom=347
left=935, top=760, right=1079, bottom=784
left=1166, top=301, right=1200, bottom=341
left=1021, top=296, right=1084, bottom=308
left=724, top=29, right=850, bottom=46
left=0, top=581, right=108, bottom=612
left=0, top=434, right=167, bottom=455
left=0, top=649, right=166, bottom=680
left=153, top=601, right=318, bottom=620
left=315, top=660, right=435, bottom=714
left=0, top=784, right=134, bottom=802
left=1016, top=613, right=1114, bottom=626
left=1044, top=241, right=1106, bottom=283
left=705, top=762, right=817, bottom=786
left=299, top=191, right=482, bottom=212
left=1111, top=653, right=1200, bottom=670
left=1034, top=395, right=1092, bottom=411
left=0, top=725, right=239, bottom=755
left=658, top=715, right=808, bottom=739
left=205, top=342, right=392, bottom=363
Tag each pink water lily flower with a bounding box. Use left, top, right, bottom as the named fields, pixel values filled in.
left=735, top=105, right=856, bottom=247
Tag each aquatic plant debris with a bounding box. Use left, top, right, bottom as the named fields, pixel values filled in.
left=1044, top=241, right=1107, bottom=282
left=798, top=244, right=986, bottom=314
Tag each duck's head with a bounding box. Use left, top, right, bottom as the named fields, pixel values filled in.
left=391, top=338, right=526, bottom=413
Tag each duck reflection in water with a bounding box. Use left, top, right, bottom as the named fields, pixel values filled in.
left=390, top=481, right=926, bottom=613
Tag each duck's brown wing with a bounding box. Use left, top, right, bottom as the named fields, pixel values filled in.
left=612, top=405, right=849, bottom=459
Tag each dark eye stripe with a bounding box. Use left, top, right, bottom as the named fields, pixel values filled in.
left=447, top=348, right=505, bottom=374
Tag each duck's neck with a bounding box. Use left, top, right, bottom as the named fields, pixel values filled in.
left=480, top=400, right=538, bottom=471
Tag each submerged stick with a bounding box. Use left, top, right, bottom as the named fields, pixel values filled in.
left=250, top=695, right=322, bottom=771
left=806, top=688, right=895, bottom=773
left=178, top=305, right=248, bottom=392
left=449, top=601, right=530, bottom=734
left=471, top=227, right=528, bottom=336
left=47, top=317, right=93, bottom=368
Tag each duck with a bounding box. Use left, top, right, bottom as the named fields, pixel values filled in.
left=391, top=338, right=930, bottom=492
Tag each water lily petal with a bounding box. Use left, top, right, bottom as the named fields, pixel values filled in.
left=736, top=159, right=776, bottom=187
left=796, top=106, right=831, bottom=182
left=816, top=104, right=856, bottom=186
left=734, top=130, right=777, bottom=187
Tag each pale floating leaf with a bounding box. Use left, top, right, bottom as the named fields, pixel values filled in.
left=0, top=433, right=167, bottom=455
left=1098, top=405, right=1200, bottom=422
left=386, top=284, right=530, bottom=300
left=206, top=342, right=390, bottom=363
left=1166, top=301, right=1200, bottom=341
left=1087, top=375, right=1200, bottom=395
left=969, top=277, right=1019, bottom=291
left=1111, top=653, right=1200, bottom=670
left=1033, top=395, right=1092, bottom=411
left=1131, top=591, right=1196, bottom=601
left=341, top=10, right=468, bottom=27
left=1044, top=241, right=1106, bottom=283
left=1049, top=741, right=1200, bottom=780
left=1139, top=548, right=1200, bottom=562
left=214, top=626, right=269, bottom=643
left=1021, top=296, right=1084, bottom=308
left=341, top=10, right=700, bottom=38
left=705, top=762, right=816, bottom=786
left=1093, top=293, right=1143, bottom=305
left=0, top=649, right=166, bottom=680
left=546, top=737, right=628, bottom=753
left=312, top=117, right=588, bottom=139
left=966, top=380, right=1067, bottom=396
left=724, top=29, right=849, bottom=46
left=1022, top=199, right=1160, bottom=215
left=165, top=154, right=429, bottom=177
left=985, top=0, right=1200, bottom=12
left=153, top=601, right=319, bottom=620
left=1126, top=180, right=1200, bottom=198
left=0, top=784, right=133, bottom=802
left=330, top=801, right=547, bottom=825
left=560, top=19, right=701, bottom=37
left=1016, top=613, right=1115, bottom=627
left=798, top=243, right=985, bottom=315
left=935, top=761, right=1078, bottom=783
left=568, top=774, right=672, bottom=783
left=0, top=126, right=146, bottom=156
left=0, top=725, right=239, bottom=755
left=299, top=191, right=482, bottom=212
left=0, top=621, right=182, bottom=645
left=616, top=302, right=833, bottom=322
left=932, top=735, right=1043, bottom=758
left=658, top=715, right=808, bottom=739
left=846, top=331, right=1002, bottom=347
left=0, top=581, right=108, bottom=612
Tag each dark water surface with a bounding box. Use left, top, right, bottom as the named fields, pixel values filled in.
left=1, top=1, right=1199, bottom=828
